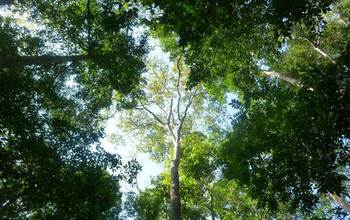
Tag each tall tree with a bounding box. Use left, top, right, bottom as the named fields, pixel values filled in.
left=134, top=0, right=350, bottom=215
left=117, top=56, right=227, bottom=219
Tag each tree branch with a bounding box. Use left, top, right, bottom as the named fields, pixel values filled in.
left=138, top=102, right=165, bottom=126
left=308, top=41, right=338, bottom=66
left=167, top=96, right=173, bottom=127
left=176, top=56, right=182, bottom=121
left=156, top=102, right=169, bottom=118
left=177, top=88, right=196, bottom=138
left=167, top=96, right=177, bottom=142
left=171, top=106, right=176, bottom=127
left=297, top=37, right=346, bottom=69
left=263, top=71, right=300, bottom=86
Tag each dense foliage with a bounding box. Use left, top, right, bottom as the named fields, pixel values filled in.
left=1, top=0, right=350, bottom=219
left=124, top=133, right=270, bottom=219
left=220, top=0, right=350, bottom=214
left=140, top=0, right=334, bottom=90
left=0, top=0, right=144, bottom=218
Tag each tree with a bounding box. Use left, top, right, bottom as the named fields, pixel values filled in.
left=141, top=0, right=333, bottom=43
left=0, top=56, right=140, bottom=218
left=0, top=1, right=144, bottom=218
left=219, top=0, right=350, bottom=213
left=117, top=56, right=228, bottom=219
left=179, top=132, right=269, bottom=220
left=220, top=77, right=349, bottom=211
left=123, top=176, right=169, bottom=220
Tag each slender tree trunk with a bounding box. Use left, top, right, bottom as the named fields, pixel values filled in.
left=170, top=141, right=181, bottom=220
left=0, top=55, right=89, bottom=68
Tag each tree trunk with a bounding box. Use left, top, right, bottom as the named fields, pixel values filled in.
left=170, top=142, right=181, bottom=220
left=0, top=55, right=89, bottom=68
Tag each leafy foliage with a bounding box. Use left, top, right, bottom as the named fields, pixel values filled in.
left=2, top=0, right=350, bottom=218
left=140, top=0, right=334, bottom=90
left=117, top=57, right=228, bottom=161
left=220, top=19, right=350, bottom=214
left=142, top=0, right=332, bottom=44
left=0, top=1, right=144, bottom=218
left=125, top=133, right=273, bottom=219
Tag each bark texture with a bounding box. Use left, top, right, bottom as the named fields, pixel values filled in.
left=170, top=157, right=181, bottom=220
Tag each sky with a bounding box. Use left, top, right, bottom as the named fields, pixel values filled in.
left=101, top=37, right=170, bottom=192
left=101, top=112, right=164, bottom=192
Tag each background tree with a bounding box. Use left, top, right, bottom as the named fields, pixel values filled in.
left=0, top=1, right=144, bottom=218
left=219, top=0, right=350, bottom=214
left=0, top=0, right=146, bottom=96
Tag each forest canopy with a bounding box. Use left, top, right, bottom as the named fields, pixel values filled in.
left=0, top=0, right=349, bottom=219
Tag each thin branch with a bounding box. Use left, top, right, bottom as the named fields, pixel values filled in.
left=299, top=37, right=346, bottom=69
left=308, top=41, right=337, bottom=66
left=138, top=102, right=165, bottom=125
left=134, top=106, right=144, bottom=111
left=177, top=88, right=196, bottom=138
left=167, top=96, right=177, bottom=141
left=154, top=102, right=169, bottom=119
left=167, top=96, right=173, bottom=127
left=171, top=106, right=176, bottom=127
left=176, top=56, right=182, bottom=121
